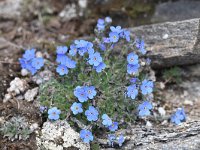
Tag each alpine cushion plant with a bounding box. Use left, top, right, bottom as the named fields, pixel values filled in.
left=19, top=16, right=186, bottom=148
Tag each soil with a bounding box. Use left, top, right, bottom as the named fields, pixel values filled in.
left=0, top=99, right=42, bottom=150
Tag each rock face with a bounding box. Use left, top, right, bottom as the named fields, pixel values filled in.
left=152, top=1, right=200, bottom=23
left=124, top=121, right=200, bottom=150
left=24, top=87, right=38, bottom=102
left=36, top=120, right=90, bottom=150
left=0, top=0, right=23, bottom=20
left=130, top=18, right=200, bottom=68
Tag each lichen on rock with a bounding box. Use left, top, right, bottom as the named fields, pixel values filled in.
left=37, top=120, right=90, bottom=150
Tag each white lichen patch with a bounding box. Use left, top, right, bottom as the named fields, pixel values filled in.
left=32, top=70, right=52, bottom=85
left=37, top=120, right=90, bottom=150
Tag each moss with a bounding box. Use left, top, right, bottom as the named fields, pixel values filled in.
left=163, top=66, right=182, bottom=84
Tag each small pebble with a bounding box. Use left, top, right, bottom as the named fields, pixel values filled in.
left=21, top=69, right=29, bottom=76
left=162, top=34, right=169, bottom=39
left=36, top=51, right=43, bottom=58
left=24, top=87, right=38, bottom=102
left=159, top=82, right=165, bottom=89
left=158, top=107, right=166, bottom=116
left=184, top=100, right=193, bottom=106
left=146, top=121, right=152, bottom=127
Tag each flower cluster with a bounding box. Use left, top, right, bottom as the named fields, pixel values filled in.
left=127, top=52, right=140, bottom=75
left=19, top=49, right=44, bottom=75
left=69, top=39, right=106, bottom=73
left=127, top=79, right=153, bottom=99
left=74, top=86, right=97, bottom=102
left=101, top=26, right=131, bottom=44
left=56, top=46, right=76, bottom=75
left=108, top=134, right=125, bottom=147
left=135, top=38, right=146, bottom=55
left=125, top=38, right=154, bottom=118
left=71, top=85, right=124, bottom=145
left=96, top=17, right=112, bottom=31
left=171, top=108, right=186, bottom=125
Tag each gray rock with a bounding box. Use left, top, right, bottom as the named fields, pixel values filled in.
left=130, top=18, right=200, bottom=68
left=59, top=4, right=78, bottom=21
left=24, top=87, right=38, bottom=102
left=152, top=1, right=200, bottom=23
left=124, top=121, right=200, bottom=150
left=0, top=0, right=23, bottom=20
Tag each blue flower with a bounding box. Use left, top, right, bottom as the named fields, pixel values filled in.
left=31, top=58, right=44, bottom=69
left=56, top=46, right=68, bottom=54
left=88, top=52, right=102, bottom=66
left=117, top=135, right=125, bottom=146
left=78, top=47, right=87, bottom=56
left=127, top=52, right=139, bottom=65
left=19, top=49, right=44, bottom=75
left=108, top=134, right=116, bottom=147
left=19, top=58, right=29, bottom=69
left=69, top=44, right=77, bottom=56
left=135, top=38, right=146, bottom=55
left=127, top=64, right=140, bottom=75
left=130, top=78, right=139, bottom=83
left=99, top=43, right=106, bottom=51
left=171, top=108, right=186, bottom=125
left=85, top=106, right=99, bottom=121
left=86, top=42, right=94, bottom=54
left=48, top=107, right=61, bottom=120
left=102, top=114, right=112, bottom=126
left=26, top=63, right=37, bottom=75
left=105, top=16, right=112, bottom=23
left=97, top=18, right=105, bottom=31
left=75, top=40, right=88, bottom=48
left=80, top=129, right=94, bottom=143
left=85, top=86, right=97, bottom=99
left=146, top=58, right=151, bottom=65
left=56, top=64, right=68, bottom=76
left=23, top=49, right=35, bottom=61
left=140, top=79, right=154, bottom=95
left=127, top=85, right=138, bottom=100
left=65, top=57, right=76, bottom=69
left=120, top=30, right=131, bottom=42
left=108, top=122, right=118, bottom=131
left=39, top=106, right=47, bottom=113
left=109, top=32, right=119, bottom=43
left=70, top=102, right=83, bottom=115
left=138, top=101, right=153, bottom=117
left=94, top=62, right=106, bottom=73
left=123, top=30, right=131, bottom=42
left=56, top=54, right=68, bottom=65
left=103, top=37, right=111, bottom=43
left=74, top=86, right=88, bottom=102
left=110, top=26, right=122, bottom=34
